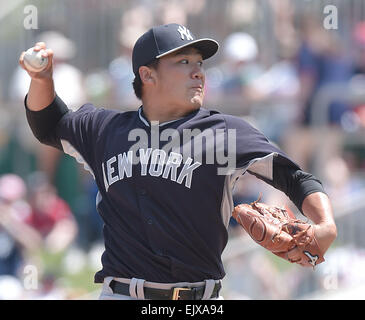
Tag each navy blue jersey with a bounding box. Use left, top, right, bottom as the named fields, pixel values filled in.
left=25, top=96, right=324, bottom=283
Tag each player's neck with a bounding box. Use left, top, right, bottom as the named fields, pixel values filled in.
left=141, top=102, right=199, bottom=124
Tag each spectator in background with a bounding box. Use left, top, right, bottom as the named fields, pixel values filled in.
left=0, top=174, right=41, bottom=276
left=296, top=16, right=353, bottom=126
left=0, top=172, right=79, bottom=299
left=206, top=32, right=264, bottom=106
left=350, top=21, right=365, bottom=129
left=247, top=43, right=300, bottom=145
left=283, top=16, right=353, bottom=171
left=108, top=6, right=153, bottom=109
left=108, top=26, right=145, bottom=109
left=352, top=21, right=365, bottom=76
left=221, top=32, right=261, bottom=97
left=25, top=172, right=78, bottom=254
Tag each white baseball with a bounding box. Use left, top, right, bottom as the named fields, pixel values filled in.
left=23, top=47, right=49, bottom=72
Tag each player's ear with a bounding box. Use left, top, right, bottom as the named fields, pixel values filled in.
left=139, top=66, right=157, bottom=86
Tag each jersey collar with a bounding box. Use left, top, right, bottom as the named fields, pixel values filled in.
left=138, top=106, right=190, bottom=127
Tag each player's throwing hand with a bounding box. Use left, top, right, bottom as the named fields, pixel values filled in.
left=19, top=42, right=54, bottom=80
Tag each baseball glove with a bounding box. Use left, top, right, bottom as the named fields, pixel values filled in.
left=232, top=196, right=324, bottom=268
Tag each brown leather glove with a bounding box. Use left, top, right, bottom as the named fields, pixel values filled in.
left=232, top=198, right=325, bottom=268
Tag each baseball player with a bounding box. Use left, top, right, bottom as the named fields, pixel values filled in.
left=19, top=23, right=337, bottom=300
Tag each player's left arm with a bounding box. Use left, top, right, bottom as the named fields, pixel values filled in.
left=225, top=114, right=337, bottom=255
left=301, top=192, right=337, bottom=256
left=272, top=162, right=337, bottom=255
left=249, top=160, right=337, bottom=256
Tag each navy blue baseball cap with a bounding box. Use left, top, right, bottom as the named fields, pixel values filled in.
left=132, top=23, right=219, bottom=76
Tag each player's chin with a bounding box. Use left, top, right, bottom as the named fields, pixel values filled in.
left=190, top=94, right=204, bottom=107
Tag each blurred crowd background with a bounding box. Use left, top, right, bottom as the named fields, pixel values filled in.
left=0, top=0, right=365, bottom=299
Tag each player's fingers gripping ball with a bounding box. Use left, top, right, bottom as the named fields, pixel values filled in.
left=23, top=47, right=49, bottom=72
left=232, top=196, right=325, bottom=268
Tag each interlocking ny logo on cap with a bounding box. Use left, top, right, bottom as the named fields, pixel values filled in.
left=177, top=25, right=193, bottom=41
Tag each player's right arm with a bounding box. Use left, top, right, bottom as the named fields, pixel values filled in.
left=19, top=42, right=55, bottom=111
left=19, top=43, right=114, bottom=178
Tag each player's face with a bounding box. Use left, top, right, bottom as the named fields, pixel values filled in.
left=154, top=47, right=205, bottom=110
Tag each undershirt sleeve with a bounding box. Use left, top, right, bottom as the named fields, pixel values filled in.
left=25, top=94, right=69, bottom=149
left=223, top=113, right=326, bottom=214
left=248, top=157, right=326, bottom=214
